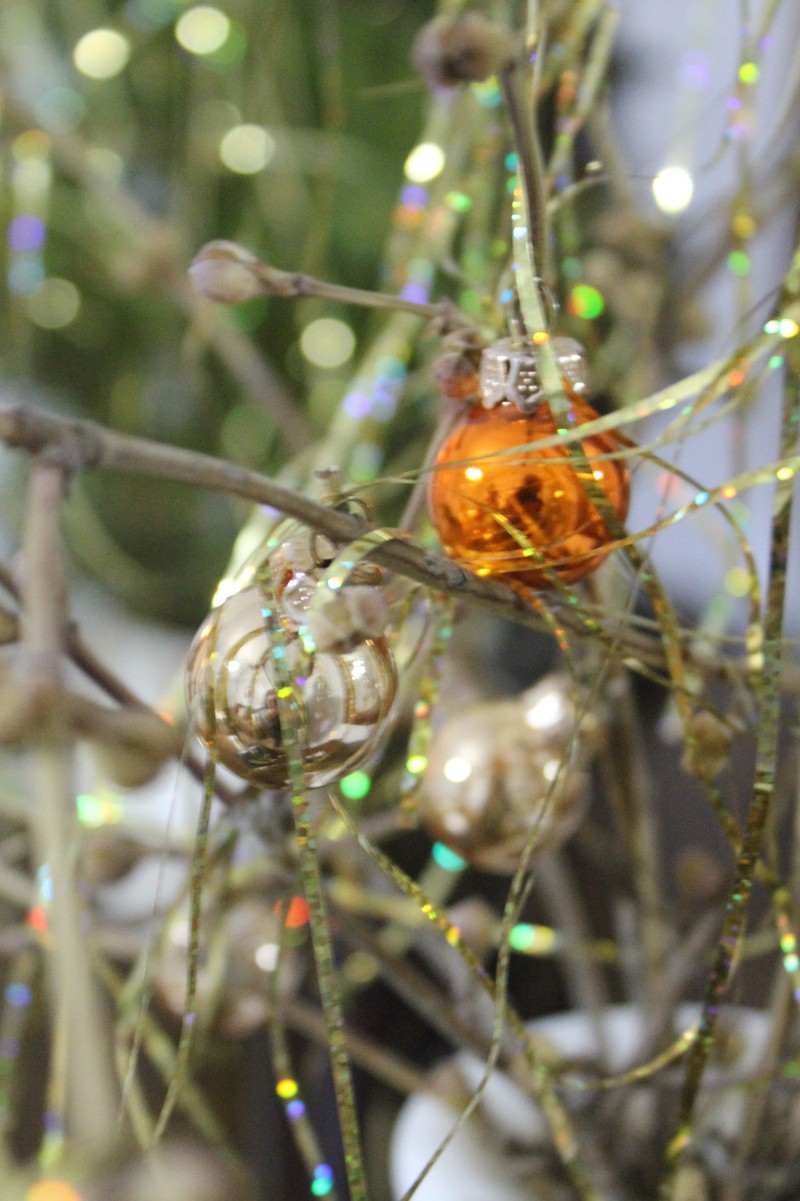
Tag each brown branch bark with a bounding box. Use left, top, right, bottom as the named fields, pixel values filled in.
left=0, top=401, right=786, bottom=697
left=0, top=402, right=555, bottom=634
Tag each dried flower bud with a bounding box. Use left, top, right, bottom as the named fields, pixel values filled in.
left=432, top=349, right=481, bottom=401
left=189, top=240, right=263, bottom=303
left=681, top=709, right=738, bottom=781
left=412, top=15, right=516, bottom=88
left=675, top=846, right=727, bottom=908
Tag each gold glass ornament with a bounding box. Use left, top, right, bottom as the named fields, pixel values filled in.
left=419, top=680, right=594, bottom=873
left=186, top=523, right=398, bottom=788
left=428, top=337, right=630, bottom=589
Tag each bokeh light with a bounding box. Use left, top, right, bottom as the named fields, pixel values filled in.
left=26, top=279, right=81, bottom=329
left=8, top=259, right=46, bottom=296
left=567, top=284, right=605, bottom=319
left=403, top=142, right=445, bottom=183
left=431, top=842, right=467, bottom=871
left=35, top=87, right=87, bottom=134
left=7, top=215, right=46, bottom=254
left=442, top=756, right=472, bottom=783
left=219, top=124, right=275, bottom=173
left=299, top=317, right=355, bottom=369
left=254, top=942, right=279, bottom=971
left=175, top=6, right=231, bottom=55
left=652, top=165, right=694, bottom=214
left=75, top=792, right=123, bottom=827
left=73, top=29, right=131, bottom=80
left=728, top=250, right=750, bottom=276
left=26, top=1183, right=83, bottom=1201
left=85, top=147, right=125, bottom=185
left=340, top=771, right=371, bottom=801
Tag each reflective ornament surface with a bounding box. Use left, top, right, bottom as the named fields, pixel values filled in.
left=428, top=338, right=630, bottom=589
left=419, top=684, right=593, bottom=873
left=186, top=523, right=398, bottom=788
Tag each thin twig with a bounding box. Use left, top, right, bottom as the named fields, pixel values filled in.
left=190, top=240, right=478, bottom=334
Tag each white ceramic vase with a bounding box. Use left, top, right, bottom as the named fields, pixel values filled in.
left=390, top=1004, right=770, bottom=1201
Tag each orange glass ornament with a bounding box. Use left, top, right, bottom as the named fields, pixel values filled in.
left=428, top=337, right=630, bottom=589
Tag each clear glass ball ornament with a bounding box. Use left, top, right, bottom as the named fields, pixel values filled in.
left=186, top=523, right=399, bottom=788
left=419, top=676, right=596, bottom=873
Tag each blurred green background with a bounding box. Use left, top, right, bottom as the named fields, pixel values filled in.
left=0, top=0, right=437, bottom=623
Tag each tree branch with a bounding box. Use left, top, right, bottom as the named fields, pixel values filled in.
left=0, top=402, right=554, bottom=633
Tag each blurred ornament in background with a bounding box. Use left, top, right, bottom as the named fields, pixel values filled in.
left=153, top=893, right=306, bottom=1039
left=428, top=337, right=630, bottom=590
left=185, top=521, right=398, bottom=788
left=79, top=1141, right=258, bottom=1201
left=419, top=674, right=601, bottom=873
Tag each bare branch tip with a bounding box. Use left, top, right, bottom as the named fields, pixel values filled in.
left=189, top=240, right=264, bottom=304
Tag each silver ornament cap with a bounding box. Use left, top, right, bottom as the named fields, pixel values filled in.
left=479, top=335, right=589, bottom=413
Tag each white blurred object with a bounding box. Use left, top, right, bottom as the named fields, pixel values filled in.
left=611, top=0, right=800, bottom=623
left=390, top=1004, right=769, bottom=1201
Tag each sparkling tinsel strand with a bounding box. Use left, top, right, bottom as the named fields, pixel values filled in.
left=98, top=960, right=227, bottom=1145
left=505, top=19, right=679, bottom=1012
left=326, top=793, right=608, bottom=1201
left=151, top=758, right=215, bottom=1144
left=662, top=362, right=799, bottom=1194
left=269, top=894, right=339, bottom=1201
left=257, top=566, right=368, bottom=1201
left=399, top=599, right=454, bottom=825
